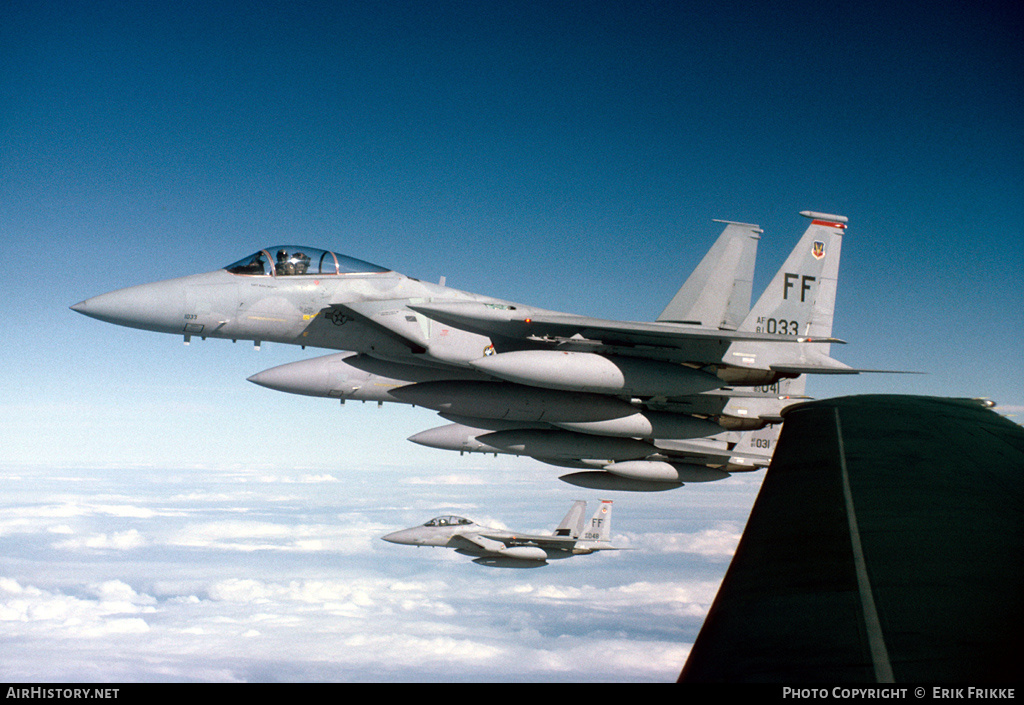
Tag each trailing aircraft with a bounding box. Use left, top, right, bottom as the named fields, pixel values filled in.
left=381, top=499, right=621, bottom=567
left=72, top=211, right=856, bottom=489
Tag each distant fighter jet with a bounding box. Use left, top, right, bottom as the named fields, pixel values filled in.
left=381, top=500, right=621, bottom=567
left=72, top=211, right=865, bottom=490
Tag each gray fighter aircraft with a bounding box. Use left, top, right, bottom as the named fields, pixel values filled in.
left=381, top=499, right=620, bottom=567
left=242, top=212, right=829, bottom=488
left=72, top=211, right=857, bottom=490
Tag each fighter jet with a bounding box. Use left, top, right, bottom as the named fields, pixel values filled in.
left=239, top=213, right=833, bottom=488
left=381, top=499, right=621, bottom=567
left=71, top=211, right=859, bottom=489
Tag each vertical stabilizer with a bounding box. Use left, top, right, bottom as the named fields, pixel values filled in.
left=657, top=221, right=761, bottom=330
left=555, top=500, right=588, bottom=538
left=726, top=379, right=810, bottom=471
left=724, top=212, right=847, bottom=375
left=729, top=422, right=783, bottom=471
left=739, top=211, right=845, bottom=340
left=581, top=500, right=613, bottom=542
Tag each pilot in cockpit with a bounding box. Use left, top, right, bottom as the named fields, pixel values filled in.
left=293, top=250, right=310, bottom=274
left=276, top=249, right=293, bottom=275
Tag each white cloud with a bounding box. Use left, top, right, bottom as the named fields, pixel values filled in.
left=404, top=474, right=489, bottom=486
left=0, top=578, right=155, bottom=640
left=0, top=502, right=171, bottom=539
left=0, top=560, right=713, bottom=682
left=494, top=580, right=718, bottom=618
left=627, top=523, right=743, bottom=557
left=91, top=580, right=157, bottom=606
left=167, top=519, right=387, bottom=554
left=53, top=529, right=148, bottom=551
left=518, top=638, right=692, bottom=678
left=0, top=463, right=749, bottom=682
left=295, top=474, right=340, bottom=483
left=77, top=617, right=151, bottom=638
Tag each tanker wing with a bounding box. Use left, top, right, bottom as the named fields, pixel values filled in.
left=680, top=395, right=1024, bottom=683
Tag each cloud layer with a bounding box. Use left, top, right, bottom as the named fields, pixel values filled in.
left=0, top=465, right=761, bottom=681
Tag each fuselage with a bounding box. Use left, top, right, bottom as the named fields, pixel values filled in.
left=71, top=249, right=501, bottom=368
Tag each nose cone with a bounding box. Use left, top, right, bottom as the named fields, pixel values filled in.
left=71, top=278, right=189, bottom=334
left=407, top=424, right=489, bottom=452
left=407, top=426, right=454, bottom=450
left=247, top=358, right=331, bottom=397
left=381, top=528, right=419, bottom=545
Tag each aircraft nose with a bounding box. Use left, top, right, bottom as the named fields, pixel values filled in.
left=70, top=296, right=109, bottom=318
left=71, top=279, right=187, bottom=334
left=380, top=529, right=417, bottom=545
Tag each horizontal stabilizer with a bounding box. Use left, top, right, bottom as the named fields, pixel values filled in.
left=770, top=364, right=924, bottom=375
left=410, top=303, right=844, bottom=347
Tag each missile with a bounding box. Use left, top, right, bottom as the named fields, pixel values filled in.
left=470, top=556, right=547, bottom=569
left=557, top=460, right=730, bottom=492
left=497, top=546, right=548, bottom=561
left=604, top=460, right=730, bottom=483
left=530, top=457, right=610, bottom=470
left=552, top=411, right=722, bottom=439
left=407, top=423, right=522, bottom=455
left=477, top=429, right=654, bottom=461
left=408, top=424, right=655, bottom=461
left=558, top=471, right=682, bottom=492
left=390, top=380, right=638, bottom=423
left=437, top=413, right=551, bottom=432
left=469, top=350, right=724, bottom=397
left=247, top=352, right=485, bottom=402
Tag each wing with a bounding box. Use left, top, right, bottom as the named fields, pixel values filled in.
left=478, top=532, right=579, bottom=548
left=411, top=212, right=915, bottom=377
left=448, top=533, right=509, bottom=554
left=409, top=301, right=841, bottom=363
left=325, top=301, right=428, bottom=354
left=680, top=395, right=1024, bottom=683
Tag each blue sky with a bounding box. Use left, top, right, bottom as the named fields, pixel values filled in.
left=2, top=0, right=1022, bottom=682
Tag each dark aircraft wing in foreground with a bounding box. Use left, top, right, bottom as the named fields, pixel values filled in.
left=680, top=395, right=1024, bottom=683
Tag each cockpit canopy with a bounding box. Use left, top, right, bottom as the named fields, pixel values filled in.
left=424, top=516, right=473, bottom=527
left=225, top=246, right=389, bottom=277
